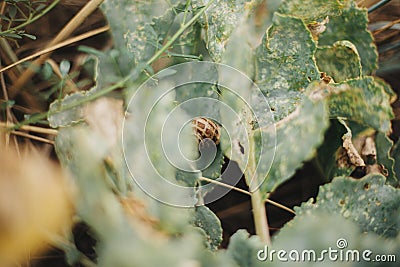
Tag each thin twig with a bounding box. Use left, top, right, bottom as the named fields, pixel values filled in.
left=0, top=64, right=12, bottom=146
left=0, top=26, right=110, bottom=74
left=199, top=176, right=252, bottom=196
left=368, top=0, right=392, bottom=13
left=198, top=176, right=295, bottom=215
left=8, top=73, right=128, bottom=130
left=0, top=122, right=58, bottom=135
left=10, top=130, right=55, bottom=145
left=266, top=198, right=296, bottom=215
left=373, top=18, right=400, bottom=35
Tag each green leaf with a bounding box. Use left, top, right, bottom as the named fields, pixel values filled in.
left=260, top=85, right=329, bottom=195
left=271, top=210, right=400, bottom=267
left=297, top=174, right=400, bottom=238
left=40, top=62, right=53, bottom=80
left=55, top=126, right=130, bottom=236
left=59, top=60, right=71, bottom=77
left=375, top=76, right=397, bottom=103
left=48, top=92, right=86, bottom=128
left=255, top=13, right=319, bottom=121
left=127, top=7, right=177, bottom=65
left=170, top=21, right=203, bottom=63
left=278, top=0, right=342, bottom=22
left=123, top=70, right=200, bottom=210
left=221, top=16, right=256, bottom=77
left=100, top=0, right=185, bottom=75
left=319, top=2, right=378, bottom=75
left=20, top=33, right=36, bottom=40
left=227, top=230, right=265, bottom=267
left=375, top=132, right=398, bottom=186
left=47, top=49, right=143, bottom=128
left=199, top=0, right=255, bottom=62
left=328, top=77, right=394, bottom=132
left=192, top=205, right=223, bottom=250
left=315, top=40, right=362, bottom=82
left=393, top=140, right=400, bottom=185
left=0, top=32, right=22, bottom=39
left=0, top=99, right=15, bottom=109
left=201, top=147, right=224, bottom=180
left=101, top=0, right=177, bottom=56
left=8, top=5, right=17, bottom=19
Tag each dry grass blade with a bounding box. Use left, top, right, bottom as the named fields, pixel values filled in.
left=9, top=0, right=106, bottom=97
left=10, top=131, right=55, bottom=145
left=373, top=18, right=400, bottom=35
left=0, top=122, right=58, bottom=135
left=0, top=25, right=110, bottom=74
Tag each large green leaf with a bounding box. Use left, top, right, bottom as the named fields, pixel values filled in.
left=298, top=174, right=400, bottom=238
left=271, top=210, right=400, bottom=267
left=101, top=0, right=183, bottom=64
left=328, top=77, right=394, bottom=132
left=55, top=126, right=131, bottom=235
left=218, top=12, right=273, bottom=192
left=392, top=140, right=400, bottom=184
left=259, top=85, right=329, bottom=195
left=255, top=13, right=319, bottom=121
left=170, top=21, right=203, bottom=63
left=375, top=132, right=398, bottom=186
left=48, top=92, right=86, bottom=127
left=48, top=50, right=143, bottom=128
left=198, top=0, right=260, bottom=62
left=315, top=40, right=362, bottom=82
left=227, top=230, right=265, bottom=267
left=278, top=0, right=342, bottom=22
left=318, top=2, right=378, bottom=75
left=192, top=205, right=223, bottom=250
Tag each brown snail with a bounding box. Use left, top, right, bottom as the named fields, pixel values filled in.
left=192, top=117, right=221, bottom=145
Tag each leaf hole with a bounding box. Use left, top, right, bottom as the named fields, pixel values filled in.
left=363, top=183, right=370, bottom=190
left=339, top=199, right=345, bottom=206
left=237, top=141, right=245, bottom=155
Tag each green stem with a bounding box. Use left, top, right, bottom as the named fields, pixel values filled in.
left=9, top=76, right=129, bottom=130
left=0, top=0, right=60, bottom=35
left=251, top=187, right=271, bottom=245
left=247, top=132, right=271, bottom=245
left=181, top=0, right=192, bottom=25
left=146, top=0, right=214, bottom=66
left=166, top=52, right=202, bottom=60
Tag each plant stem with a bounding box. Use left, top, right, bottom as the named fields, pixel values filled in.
left=182, top=0, right=192, bottom=25
left=199, top=176, right=295, bottom=215
left=9, top=75, right=129, bottom=130
left=247, top=131, right=271, bottom=245
left=0, top=0, right=60, bottom=34
left=251, top=187, right=271, bottom=245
